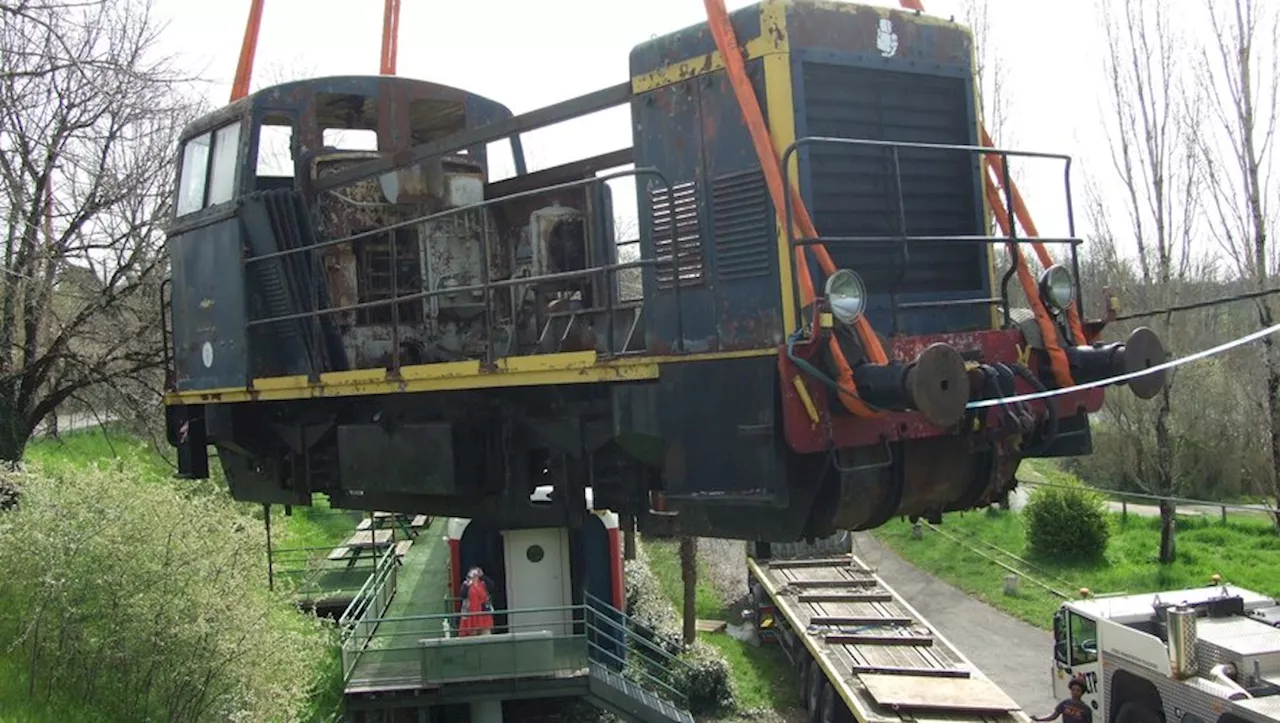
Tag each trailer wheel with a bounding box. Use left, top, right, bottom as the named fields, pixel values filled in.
left=806, top=660, right=823, bottom=718
left=819, top=680, right=838, bottom=723
left=797, top=656, right=810, bottom=701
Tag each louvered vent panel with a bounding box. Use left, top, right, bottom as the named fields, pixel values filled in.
left=650, top=181, right=705, bottom=289
left=712, top=169, right=773, bottom=281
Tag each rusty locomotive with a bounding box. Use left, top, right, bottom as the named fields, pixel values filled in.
left=161, top=0, right=1165, bottom=542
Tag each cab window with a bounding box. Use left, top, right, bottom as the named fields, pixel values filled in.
left=176, top=120, right=243, bottom=216
left=1069, top=612, right=1098, bottom=665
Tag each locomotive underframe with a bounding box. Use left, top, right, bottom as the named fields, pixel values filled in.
left=170, top=320, right=1102, bottom=542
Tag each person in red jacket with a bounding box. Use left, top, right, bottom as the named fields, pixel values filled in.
left=458, top=567, right=495, bottom=636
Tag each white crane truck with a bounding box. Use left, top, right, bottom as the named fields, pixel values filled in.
left=1050, top=582, right=1280, bottom=723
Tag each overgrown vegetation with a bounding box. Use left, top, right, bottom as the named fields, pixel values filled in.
left=26, top=424, right=355, bottom=550
left=1023, top=478, right=1111, bottom=560
left=874, top=504, right=1280, bottom=629
left=0, top=461, right=335, bottom=722
left=0, top=426, right=352, bottom=721
left=624, top=541, right=736, bottom=717
left=638, top=537, right=802, bottom=718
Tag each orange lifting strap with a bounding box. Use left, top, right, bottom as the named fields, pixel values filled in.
left=901, top=0, right=1081, bottom=387
left=229, top=0, right=403, bottom=102
left=381, top=0, right=401, bottom=75
left=704, top=0, right=886, bottom=417
left=230, top=0, right=265, bottom=102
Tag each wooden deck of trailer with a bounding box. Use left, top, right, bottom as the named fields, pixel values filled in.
left=749, top=553, right=1028, bottom=723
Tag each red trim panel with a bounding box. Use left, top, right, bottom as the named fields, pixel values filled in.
left=607, top=527, right=625, bottom=610
left=779, top=329, right=1105, bottom=454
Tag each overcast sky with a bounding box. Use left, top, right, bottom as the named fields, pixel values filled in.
left=147, top=0, right=1259, bottom=261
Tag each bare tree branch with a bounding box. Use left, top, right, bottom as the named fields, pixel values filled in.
left=1096, top=0, right=1206, bottom=562
left=0, top=0, right=200, bottom=462
left=1198, top=0, right=1280, bottom=524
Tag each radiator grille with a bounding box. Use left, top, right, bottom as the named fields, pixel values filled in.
left=801, top=62, right=984, bottom=295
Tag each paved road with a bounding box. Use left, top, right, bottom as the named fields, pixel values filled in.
left=33, top=411, right=117, bottom=437
left=853, top=531, right=1059, bottom=717
left=1008, top=482, right=1271, bottom=520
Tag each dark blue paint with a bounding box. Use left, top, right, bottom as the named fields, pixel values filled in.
left=168, top=76, right=525, bottom=392
left=577, top=517, right=626, bottom=666
left=629, top=5, right=762, bottom=74
left=169, top=214, right=250, bottom=390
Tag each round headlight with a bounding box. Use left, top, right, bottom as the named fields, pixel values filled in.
left=824, top=269, right=867, bottom=324
left=1038, top=264, right=1076, bottom=312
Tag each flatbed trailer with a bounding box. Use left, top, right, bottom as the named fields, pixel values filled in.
left=747, top=543, right=1029, bottom=723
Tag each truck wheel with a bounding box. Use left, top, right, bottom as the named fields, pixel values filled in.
left=1117, top=702, right=1163, bottom=723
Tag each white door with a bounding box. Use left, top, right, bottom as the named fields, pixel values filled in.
left=502, top=527, right=572, bottom=637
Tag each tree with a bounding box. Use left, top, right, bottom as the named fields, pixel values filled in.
left=1097, top=0, right=1205, bottom=562
left=1197, top=0, right=1280, bottom=526
left=680, top=536, right=697, bottom=644
left=0, top=0, right=197, bottom=464
left=963, top=0, right=1012, bottom=147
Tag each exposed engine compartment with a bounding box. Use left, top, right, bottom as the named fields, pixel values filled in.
left=310, top=150, right=632, bottom=369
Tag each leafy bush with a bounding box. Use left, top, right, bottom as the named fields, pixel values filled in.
left=624, top=552, right=735, bottom=716
left=669, top=640, right=737, bottom=714
left=1023, top=480, right=1111, bottom=561
left=0, top=459, right=334, bottom=722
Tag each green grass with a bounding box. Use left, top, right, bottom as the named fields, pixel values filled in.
left=874, top=505, right=1280, bottom=629
left=1021, top=459, right=1273, bottom=523
left=266, top=496, right=363, bottom=551
left=641, top=537, right=801, bottom=715
left=25, top=423, right=172, bottom=478
left=0, top=656, right=103, bottom=723
left=25, top=426, right=355, bottom=551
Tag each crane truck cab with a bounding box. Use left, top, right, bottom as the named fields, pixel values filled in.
left=1050, top=583, right=1280, bottom=723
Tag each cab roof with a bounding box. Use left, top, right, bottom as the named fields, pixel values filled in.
left=179, top=75, right=516, bottom=144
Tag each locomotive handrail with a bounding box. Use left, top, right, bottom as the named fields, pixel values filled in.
left=242, top=166, right=687, bottom=371
left=244, top=168, right=669, bottom=264
left=777, top=135, right=1082, bottom=333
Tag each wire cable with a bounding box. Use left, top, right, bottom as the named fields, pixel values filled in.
left=922, top=521, right=1072, bottom=599
left=1114, top=286, right=1280, bottom=322
left=966, top=319, right=1280, bottom=409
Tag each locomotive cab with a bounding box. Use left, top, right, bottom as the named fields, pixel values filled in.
left=162, top=1, right=1165, bottom=543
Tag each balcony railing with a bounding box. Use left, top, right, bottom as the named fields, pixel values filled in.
left=338, top=586, right=691, bottom=710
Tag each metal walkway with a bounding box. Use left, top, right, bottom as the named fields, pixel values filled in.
left=336, top=531, right=693, bottom=723
left=588, top=661, right=694, bottom=723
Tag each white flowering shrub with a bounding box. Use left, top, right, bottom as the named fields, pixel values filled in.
left=0, top=459, right=334, bottom=722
